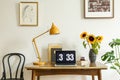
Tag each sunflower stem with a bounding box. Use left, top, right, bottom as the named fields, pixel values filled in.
left=86, top=38, right=91, bottom=49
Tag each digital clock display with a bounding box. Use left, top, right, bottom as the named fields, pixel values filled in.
left=55, top=50, right=76, bottom=65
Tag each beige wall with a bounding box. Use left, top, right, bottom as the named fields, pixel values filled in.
left=0, top=0, right=119, bottom=80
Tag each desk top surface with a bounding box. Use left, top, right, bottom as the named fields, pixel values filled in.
left=25, top=62, right=107, bottom=70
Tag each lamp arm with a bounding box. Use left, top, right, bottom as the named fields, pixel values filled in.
left=32, top=30, right=49, bottom=62
left=32, top=40, right=41, bottom=62
left=33, top=30, right=49, bottom=39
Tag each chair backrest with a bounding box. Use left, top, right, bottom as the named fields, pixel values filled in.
left=1, top=53, right=25, bottom=80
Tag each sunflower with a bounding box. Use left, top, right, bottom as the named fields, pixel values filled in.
left=80, top=32, right=103, bottom=54
left=97, top=36, right=103, bottom=43
left=80, top=32, right=88, bottom=39
left=87, top=34, right=96, bottom=44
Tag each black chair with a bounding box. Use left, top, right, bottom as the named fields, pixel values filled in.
left=1, top=53, right=25, bottom=80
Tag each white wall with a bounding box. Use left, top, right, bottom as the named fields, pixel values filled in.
left=0, top=0, right=120, bottom=80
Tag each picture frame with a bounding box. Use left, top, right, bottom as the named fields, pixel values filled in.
left=48, top=43, right=62, bottom=64
left=19, top=2, right=38, bottom=26
left=84, top=0, right=114, bottom=19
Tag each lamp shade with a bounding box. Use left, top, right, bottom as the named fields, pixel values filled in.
left=50, top=23, right=60, bottom=35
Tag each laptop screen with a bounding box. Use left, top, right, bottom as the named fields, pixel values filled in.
left=55, top=50, right=76, bottom=65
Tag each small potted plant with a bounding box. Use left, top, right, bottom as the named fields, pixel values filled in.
left=101, top=38, right=120, bottom=75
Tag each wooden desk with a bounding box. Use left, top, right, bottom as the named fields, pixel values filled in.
left=25, top=62, right=107, bottom=80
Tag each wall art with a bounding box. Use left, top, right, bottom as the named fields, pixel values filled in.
left=19, top=2, right=38, bottom=26
left=48, top=43, right=62, bottom=64
left=84, top=0, right=114, bottom=19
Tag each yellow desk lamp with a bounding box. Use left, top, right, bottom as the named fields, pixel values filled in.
left=32, top=23, right=60, bottom=65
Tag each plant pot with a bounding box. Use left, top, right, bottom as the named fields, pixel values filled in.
left=89, top=49, right=96, bottom=63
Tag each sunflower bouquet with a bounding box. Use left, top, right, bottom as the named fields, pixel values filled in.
left=80, top=32, right=103, bottom=54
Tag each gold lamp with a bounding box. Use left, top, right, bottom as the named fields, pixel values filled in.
left=32, top=23, right=60, bottom=65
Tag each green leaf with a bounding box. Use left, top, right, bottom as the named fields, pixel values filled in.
left=93, top=42, right=98, bottom=48
left=101, top=51, right=115, bottom=62
left=93, top=48, right=98, bottom=54
left=83, top=41, right=86, bottom=48
left=114, top=62, right=120, bottom=68
left=110, top=66, right=116, bottom=70
left=98, top=43, right=100, bottom=49
left=115, top=39, right=120, bottom=45
left=109, top=38, right=120, bottom=48
left=109, top=42, right=114, bottom=48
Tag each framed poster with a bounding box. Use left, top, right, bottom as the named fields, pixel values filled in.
left=48, top=43, right=62, bottom=64
left=84, top=0, right=114, bottom=19
left=19, top=2, right=38, bottom=26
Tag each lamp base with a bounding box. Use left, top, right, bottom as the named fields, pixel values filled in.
left=33, top=61, right=46, bottom=65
